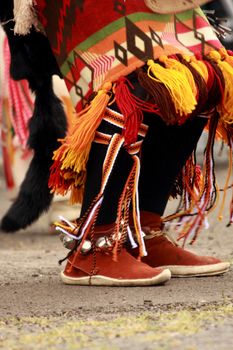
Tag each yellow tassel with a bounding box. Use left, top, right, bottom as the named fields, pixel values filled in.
left=160, top=55, right=197, bottom=96
left=55, top=82, right=112, bottom=175
left=187, top=55, right=209, bottom=84
left=147, top=58, right=197, bottom=116
left=208, top=50, right=233, bottom=124
left=219, top=48, right=233, bottom=68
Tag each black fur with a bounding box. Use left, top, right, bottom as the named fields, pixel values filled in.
left=1, top=80, right=67, bottom=232
left=0, top=3, right=67, bottom=232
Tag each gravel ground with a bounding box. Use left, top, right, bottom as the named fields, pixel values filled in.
left=0, top=156, right=232, bottom=350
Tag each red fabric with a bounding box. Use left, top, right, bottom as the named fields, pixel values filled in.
left=36, top=0, right=153, bottom=62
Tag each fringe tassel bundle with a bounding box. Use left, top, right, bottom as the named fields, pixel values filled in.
left=179, top=113, right=219, bottom=244
left=147, top=57, right=197, bottom=118
left=49, top=49, right=233, bottom=244
left=209, top=50, right=233, bottom=124
left=164, top=112, right=233, bottom=244
left=49, top=82, right=112, bottom=203
left=114, top=77, right=159, bottom=146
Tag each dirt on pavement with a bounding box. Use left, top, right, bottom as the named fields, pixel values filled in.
left=0, top=158, right=233, bottom=350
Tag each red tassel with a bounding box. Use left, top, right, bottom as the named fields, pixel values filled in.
left=49, top=151, right=73, bottom=196
left=204, top=59, right=225, bottom=109
left=114, top=77, right=159, bottom=146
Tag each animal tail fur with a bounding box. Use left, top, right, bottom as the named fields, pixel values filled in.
left=1, top=78, right=67, bottom=232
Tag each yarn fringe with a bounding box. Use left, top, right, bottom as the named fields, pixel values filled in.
left=163, top=112, right=233, bottom=244
left=49, top=82, right=112, bottom=203
left=208, top=50, right=233, bottom=124
left=49, top=50, right=233, bottom=241
left=114, top=77, right=159, bottom=146
left=147, top=57, right=197, bottom=118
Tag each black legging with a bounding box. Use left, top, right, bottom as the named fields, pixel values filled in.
left=80, top=73, right=207, bottom=224
left=139, top=114, right=207, bottom=216
left=80, top=113, right=207, bottom=224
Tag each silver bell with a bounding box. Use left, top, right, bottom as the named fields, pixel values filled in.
left=80, top=240, right=92, bottom=254
left=95, top=236, right=112, bottom=249
left=60, top=234, right=76, bottom=250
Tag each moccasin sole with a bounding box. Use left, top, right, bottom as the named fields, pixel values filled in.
left=61, top=268, right=171, bottom=286
left=162, top=262, right=231, bottom=277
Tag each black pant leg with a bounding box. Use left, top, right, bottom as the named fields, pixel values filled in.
left=80, top=120, right=133, bottom=225
left=139, top=115, right=208, bottom=216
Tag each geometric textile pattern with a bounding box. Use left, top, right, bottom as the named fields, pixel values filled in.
left=64, top=50, right=94, bottom=111
left=125, top=17, right=154, bottom=61
left=114, top=41, right=128, bottom=66
left=36, top=1, right=221, bottom=110
left=174, top=11, right=221, bottom=55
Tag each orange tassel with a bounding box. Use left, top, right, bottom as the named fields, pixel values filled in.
left=60, top=82, right=112, bottom=172
left=49, top=82, right=112, bottom=202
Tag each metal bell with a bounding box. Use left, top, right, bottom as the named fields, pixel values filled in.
left=80, top=240, right=92, bottom=254
left=95, top=236, right=112, bottom=249
left=61, top=234, right=76, bottom=250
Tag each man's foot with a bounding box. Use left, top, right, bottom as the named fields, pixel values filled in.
left=61, top=248, right=171, bottom=286
left=129, top=211, right=230, bottom=277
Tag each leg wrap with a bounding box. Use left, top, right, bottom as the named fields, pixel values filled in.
left=55, top=108, right=149, bottom=260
